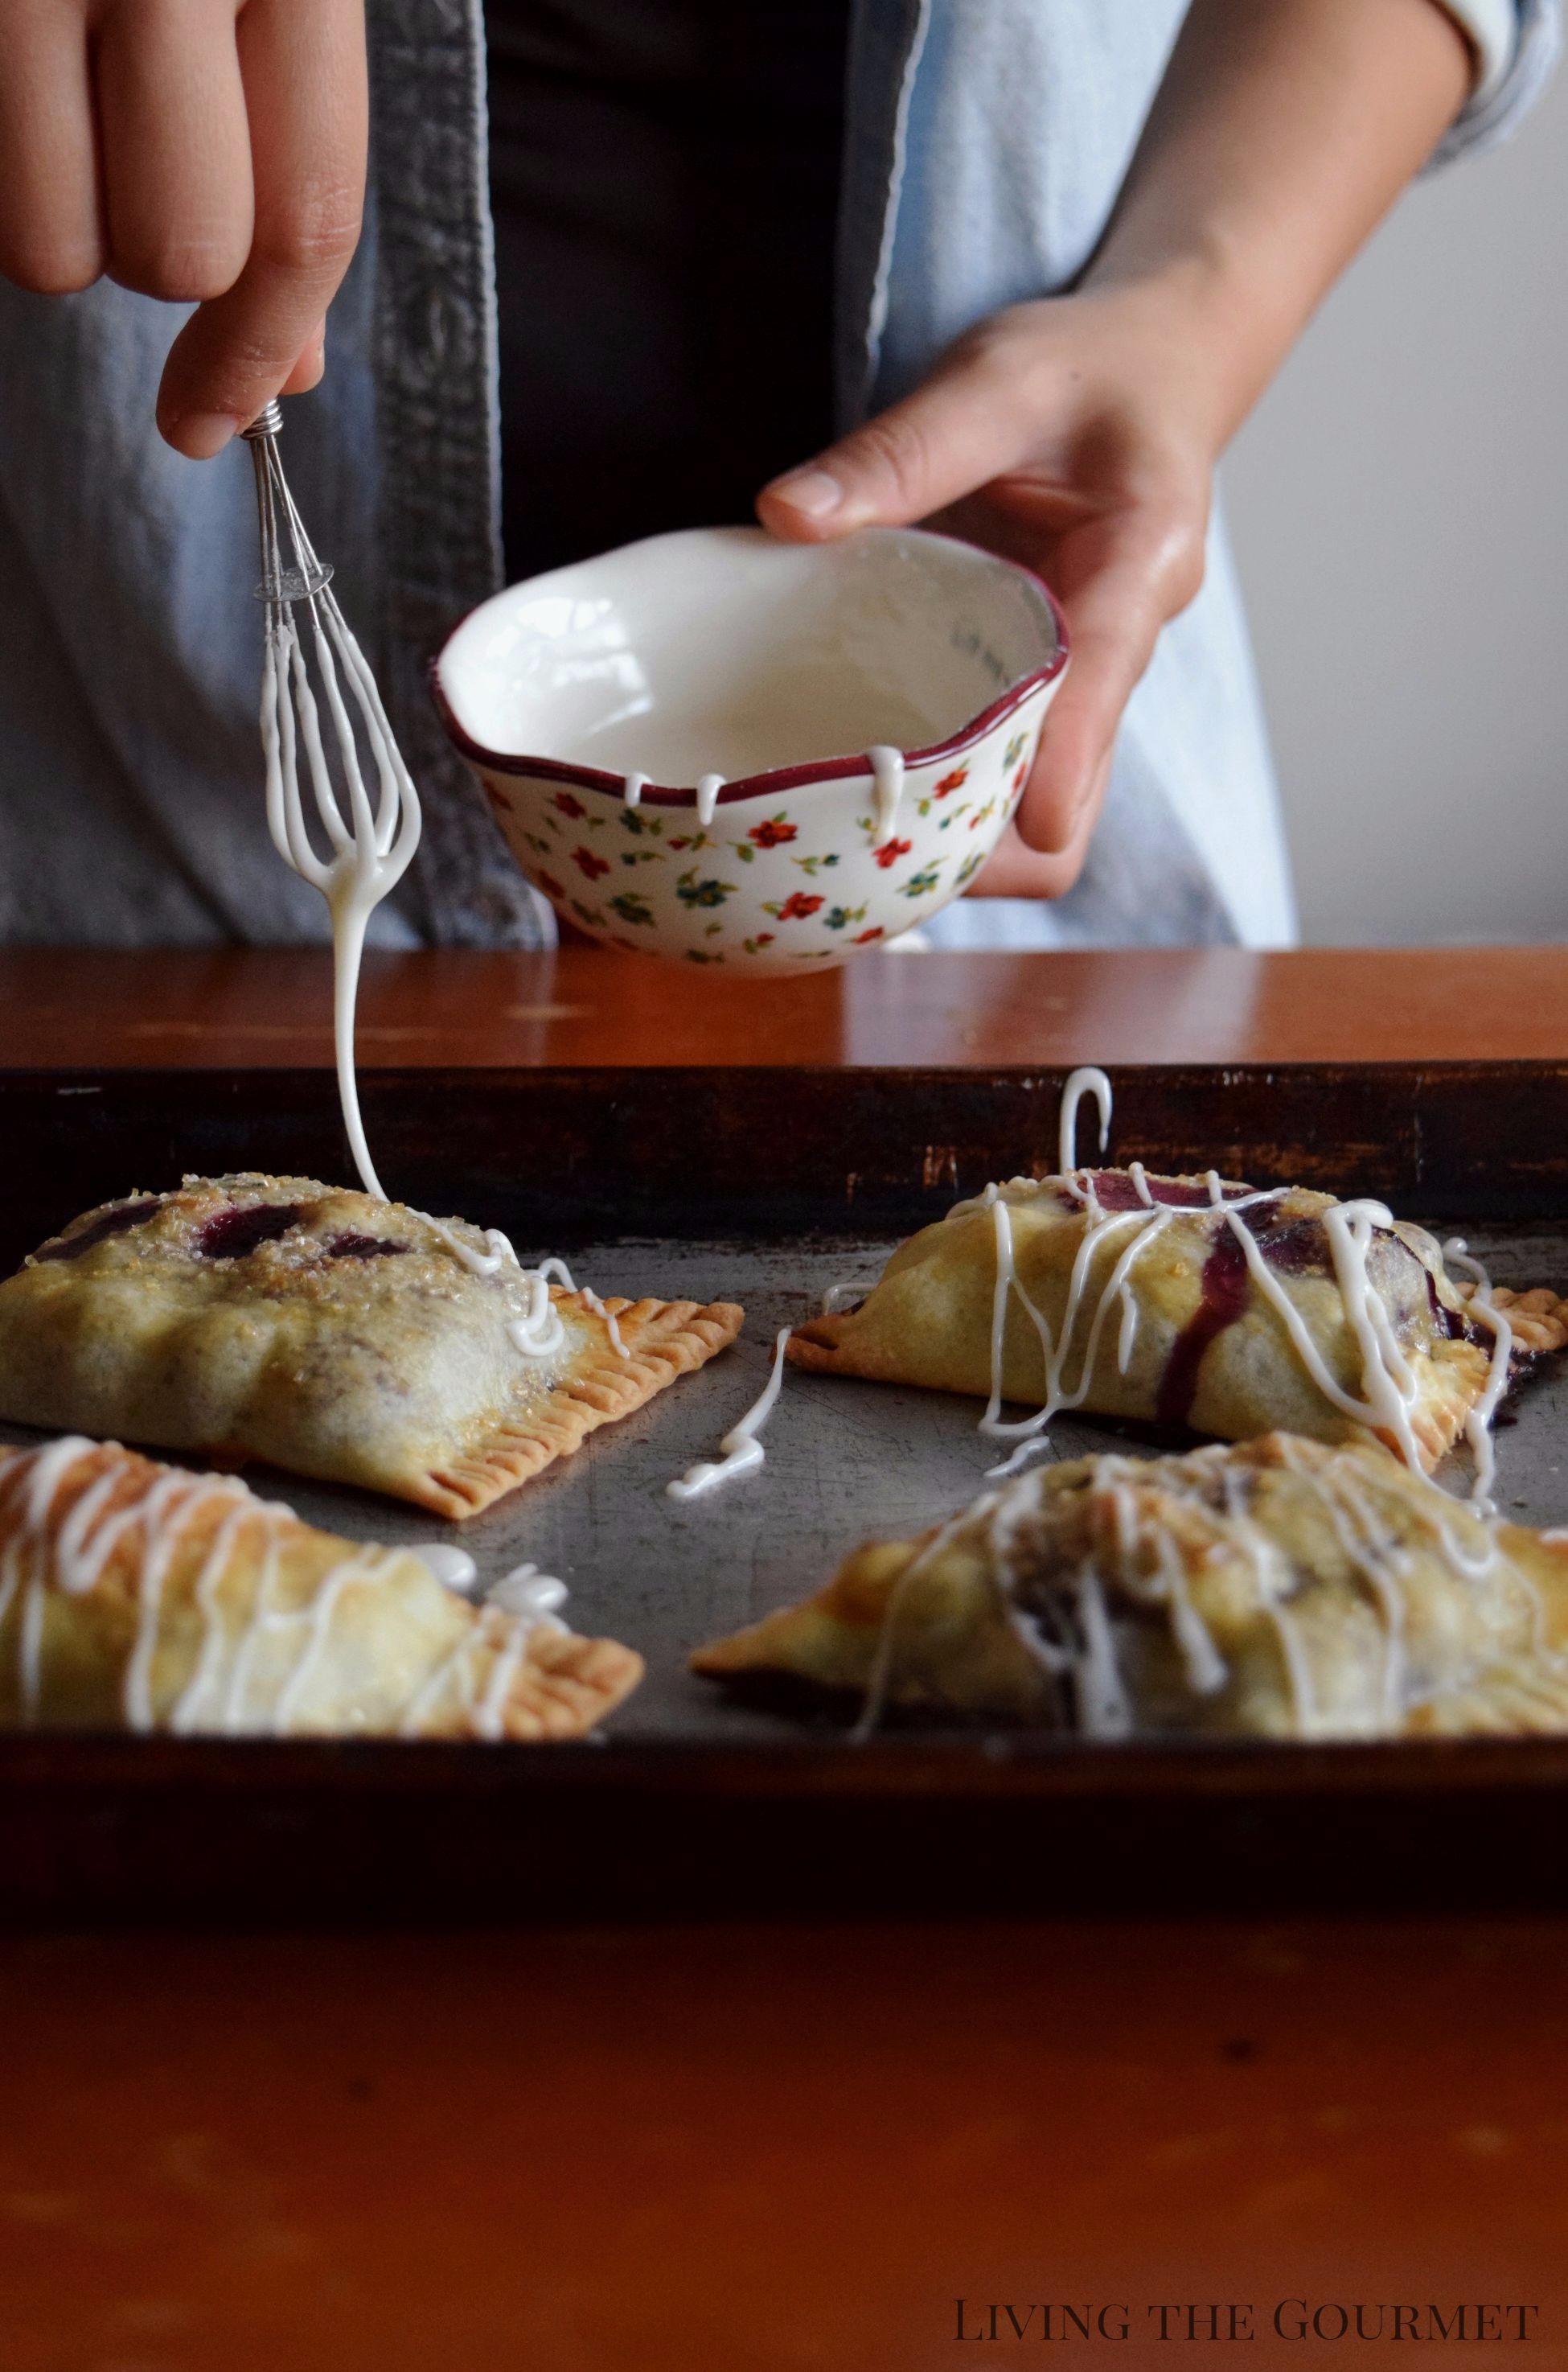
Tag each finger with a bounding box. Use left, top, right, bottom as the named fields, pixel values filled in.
left=757, top=347, right=1034, bottom=541
left=158, top=0, right=366, bottom=458
left=0, top=2, right=102, bottom=291
left=96, top=0, right=252, bottom=301
left=281, top=316, right=326, bottom=393
left=962, top=787, right=1103, bottom=902
left=1016, top=507, right=1203, bottom=855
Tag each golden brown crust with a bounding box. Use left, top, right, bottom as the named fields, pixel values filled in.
left=0, top=1176, right=744, bottom=1518
left=0, top=1423, right=640, bottom=1745
left=499, top=1627, right=646, bottom=1742
left=0, top=1437, right=643, bottom=1738
left=418, top=1292, right=745, bottom=1518
left=1485, top=1284, right=1568, bottom=1355
left=694, top=1433, right=1568, bottom=1741
left=786, top=1174, right=1559, bottom=1475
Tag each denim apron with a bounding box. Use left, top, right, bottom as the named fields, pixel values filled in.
left=0, top=0, right=1554, bottom=948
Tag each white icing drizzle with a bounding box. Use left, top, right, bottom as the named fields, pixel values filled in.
left=850, top=1498, right=980, bottom=1743
left=667, top=1327, right=791, bottom=1502
left=866, top=744, right=905, bottom=846
left=855, top=1434, right=1533, bottom=1744
left=168, top=1500, right=266, bottom=1725
left=256, top=562, right=614, bottom=1376
left=989, top=1453, right=1237, bottom=1723
left=414, top=1544, right=481, bottom=1595
left=0, top=1437, right=567, bottom=1741
left=1213, top=1178, right=1425, bottom=1470
left=471, top=1571, right=569, bottom=1740
left=489, top=1564, right=569, bottom=1620
left=258, top=587, right=421, bottom=1207
left=1058, top=1065, right=1112, bottom=1177
left=386, top=1227, right=618, bottom=1368
left=979, top=1186, right=1178, bottom=1478
left=17, top=1571, right=46, bottom=1724
left=1213, top=1458, right=1317, bottom=1731
left=396, top=1567, right=569, bottom=1742
left=1071, top=1562, right=1134, bottom=1736
left=267, top=1550, right=388, bottom=1733
left=696, top=773, right=725, bottom=826
left=1439, top=1238, right=1514, bottom=1515
left=954, top=1066, right=1508, bottom=1507
left=577, top=1288, right=630, bottom=1359
left=1275, top=1437, right=1407, bottom=1722
left=622, top=771, right=648, bottom=809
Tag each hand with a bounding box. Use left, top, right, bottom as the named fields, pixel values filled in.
left=0, top=0, right=367, bottom=458
left=757, top=0, right=1472, bottom=902
left=757, top=282, right=1220, bottom=898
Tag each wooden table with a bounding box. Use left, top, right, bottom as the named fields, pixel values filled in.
left=4, top=947, right=1568, bottom=2372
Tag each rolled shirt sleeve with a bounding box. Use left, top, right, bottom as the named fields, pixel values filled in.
left=1430, top=0, right=1560, bottom=159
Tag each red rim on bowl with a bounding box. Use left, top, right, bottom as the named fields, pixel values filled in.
left=429, top=549, right=1070, bottom=809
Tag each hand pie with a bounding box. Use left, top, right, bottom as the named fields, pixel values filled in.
left=692, top=1432, right=1568, bottom=1741
left=0, top=1175, right=743, bottom=1518
left=790, top=1169, right=1565, bottom=1474
left=0, top=1436, right=642, bottom=1737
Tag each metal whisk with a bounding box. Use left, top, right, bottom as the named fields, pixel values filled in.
left=240, top=398, right=421, bottom=1201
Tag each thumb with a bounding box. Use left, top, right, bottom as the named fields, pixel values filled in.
left=758, top=356, right=1029, bottom=541
left=281, top=318, right=327, bottom=395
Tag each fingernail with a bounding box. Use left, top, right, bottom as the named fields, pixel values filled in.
left=171, top=412, right=239, bottom=459
left=767, top=467, right=841, bottom=520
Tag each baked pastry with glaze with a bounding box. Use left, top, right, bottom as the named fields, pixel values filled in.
left=0, top=1175, right=743, bottom=1517
left=790, top=1169, right=1564, bottom=1474
left=0, top=1436, right=642, bottom=1737
left=692, top=1432, right=1568, bottom=1740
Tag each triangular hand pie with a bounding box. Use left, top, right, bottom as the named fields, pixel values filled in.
left=0, top=1175, right=743, bottom=1517
left=790, top=1169, right=1563, bottom=1473
left=692, top=1432, right=1568, bottom=1740
left=0, top=1436, right=642, bottom=1737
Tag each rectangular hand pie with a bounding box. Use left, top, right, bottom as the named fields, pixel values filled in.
left=0, top=1175, right=743, bottom=1517
left=1, top=1435, right=642, bottom=1737
left=692, top=1431, right=1568, bottom=1741
left=789, top=1168, right=1566, bottom=1474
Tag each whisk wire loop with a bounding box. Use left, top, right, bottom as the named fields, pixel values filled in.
left=242, top=402, right=422, bottom=1200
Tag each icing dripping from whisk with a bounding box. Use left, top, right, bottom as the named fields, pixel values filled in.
left=243, top=408, right=621, bottom=1371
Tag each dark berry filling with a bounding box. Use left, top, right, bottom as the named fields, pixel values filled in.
left=1427, top=1271, right=1469, bottom=1342
left=326, top=1231, right=408, bottom=1260
left=196, top=1202, right=306, bottom=1259
left=35, top=1197, right=164, bottom=1263
left=1156, top=1227, right=1250, bottom=1427
left=1245, top=1211, right=1330, bottom=1277
left=1082, top=1170, right=1258, bottom=1211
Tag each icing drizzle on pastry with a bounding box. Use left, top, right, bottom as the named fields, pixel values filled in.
left=855, top=1437, right=1519, bottom=1743
left=0, top=1439, right=566, bottom=1740
left=260, top=668, right=622, bottom=1370
left=1437, top=1238, right=1513, bottom=1515
left=963, top=1066, right=1506, bottom=1501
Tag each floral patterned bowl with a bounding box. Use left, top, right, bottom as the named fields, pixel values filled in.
left=432, top=524, right=1068, bottom=972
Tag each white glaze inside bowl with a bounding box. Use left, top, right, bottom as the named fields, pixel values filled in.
left=440, top=524, right=1059, bottom=783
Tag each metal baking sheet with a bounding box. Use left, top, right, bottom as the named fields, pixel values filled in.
left=85, top=1220, right=1556, bottom=1749
left=7, top=1061, right=1568, bottom=1922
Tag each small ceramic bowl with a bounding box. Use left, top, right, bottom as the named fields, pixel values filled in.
left=432, top=524, right=1068, bottom=972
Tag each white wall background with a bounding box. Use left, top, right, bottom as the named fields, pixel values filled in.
left=1224, top=55, right=1568, bottom=946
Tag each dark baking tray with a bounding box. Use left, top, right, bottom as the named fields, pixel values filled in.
left=4, top=1059, right=1568, bottom=1926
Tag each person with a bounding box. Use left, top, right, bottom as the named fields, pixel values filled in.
left=0, top=0, right=1555, bottom=951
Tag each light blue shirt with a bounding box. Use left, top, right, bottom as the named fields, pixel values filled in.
left=0, top=0, right=1556, bottom=948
